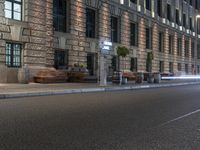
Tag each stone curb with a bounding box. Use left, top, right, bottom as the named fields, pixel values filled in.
left=0, top=82, right=200, bottom=99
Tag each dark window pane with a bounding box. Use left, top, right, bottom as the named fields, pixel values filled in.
left=86, top=8, right=96, bottom=38
left=6, top=43, right=21, bottom=67
left=111, top=16, right=118, bottom=43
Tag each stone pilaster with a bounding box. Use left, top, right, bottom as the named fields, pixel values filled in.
left=173, top=32, right=178, bottom=72
left=152, top=23, right=159, bottom=72
left=120, top=11, right=130, bottom=70
left=0, top=0, right=5, bottom=64
left=188, top=38, right=192, bottom=74
left=164, top=28, right=169, bottom=73
left=24, top=0, right=47, bottom=66
left=138, top=17, right=146, bottom=72
left=181, top=35, right=185, bottom=72
left=99, top=1, right=110, bottom=39
left=69, top=0, right=86, bottom=66
left=46, top=0, right=54, bottom=66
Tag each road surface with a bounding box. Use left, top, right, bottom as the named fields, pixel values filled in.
left=0, top=85, right=200, bottom=150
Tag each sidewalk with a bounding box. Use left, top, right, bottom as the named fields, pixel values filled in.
left=0, top=80, right=200, bottom=99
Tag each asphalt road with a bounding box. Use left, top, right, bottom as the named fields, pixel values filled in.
left=1, top=85, right=200, bottom=150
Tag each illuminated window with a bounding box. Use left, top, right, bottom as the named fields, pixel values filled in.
left=86, top=8, right=96, bottom=38
left=6, top=43, right=21, bottom=68
left=53, top=0, right=67, bottom=32
left=5, top=0, right=22, bottom=21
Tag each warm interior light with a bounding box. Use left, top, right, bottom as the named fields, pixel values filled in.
left=196, top=15, right=200, bottom=19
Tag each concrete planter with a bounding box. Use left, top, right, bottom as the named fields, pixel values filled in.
left=122, top=77, right=127, bottom=84
left=147, top=73, right=154, bottom=83
left=154, top=73, right=161, bottom=83
left=136, top=72, right=144, bottom=84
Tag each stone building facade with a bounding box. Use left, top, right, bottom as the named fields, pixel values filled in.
left=0, top=0, right=200, bottom=83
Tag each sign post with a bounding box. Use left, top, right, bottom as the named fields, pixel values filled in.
left=99, top=40, right=112, bottom=86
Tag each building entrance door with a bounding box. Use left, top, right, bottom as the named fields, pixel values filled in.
left=87, top=53, right=96, bottom=76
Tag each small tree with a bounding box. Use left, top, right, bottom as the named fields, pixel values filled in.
left=117, top=46, right=129, bottom=73
left=146, top=52, right=153, bottom=73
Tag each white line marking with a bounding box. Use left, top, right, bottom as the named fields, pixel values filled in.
left=158, top=109, right=200, bottom=127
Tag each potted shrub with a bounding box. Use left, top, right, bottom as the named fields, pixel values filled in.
left=117, top=46, right=129, bottom=84
left=146, top=52, right=154, bottom=83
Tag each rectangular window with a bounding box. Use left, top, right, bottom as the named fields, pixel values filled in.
left=185, top=40, right=189, bottom=57
left=183, top=13, right=186, bottom=28
left=191, top=41, right=195, bottom=58
left=167, top=4, right=171, bottom=21
left=86, top=8, right=96, bottom=38
left=6, top=43, right=21, bottom=67
left=197, top=65, right=200, bottom=74
left=159, top=61, right=164, bottom=73
left=178, top=63, right=181, bottom=71
left=197, top=44, right=200, bottom=59
left=130, top=57, right=137, bottom=72
left=195, top=0, right=198, bottom=9
left=130, top=0, right=137, bottom=4
left=5, top=0, right=22, bottom=21
left=146, top=0, right=151, bottom=11
left=190, top=0, right=193, bottom=6
left=112, top=56, right=119, bottom=71
left=53, top=0, right=67, bottom=32
left=176, top=9, right=180, bottom=25
left=111, top=16, right=118, bottom=43
left=177, top=37, right=182, bottom=56
left=130, top=23, right=138, bottom=46
left=54, top=50, right=68, bottom=69
left=159, top=32, right=164, bottom=52
left=169, top=35, right=174, bottom=54
left=169, top=62, right=173, bottom=73
left=146, top=27, right=152, bottom=49
left=190, top=17, right=193, bottom=31
left=185, top=64, right=188, bottom=74
left=157, top=0, right=162, bottom=17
